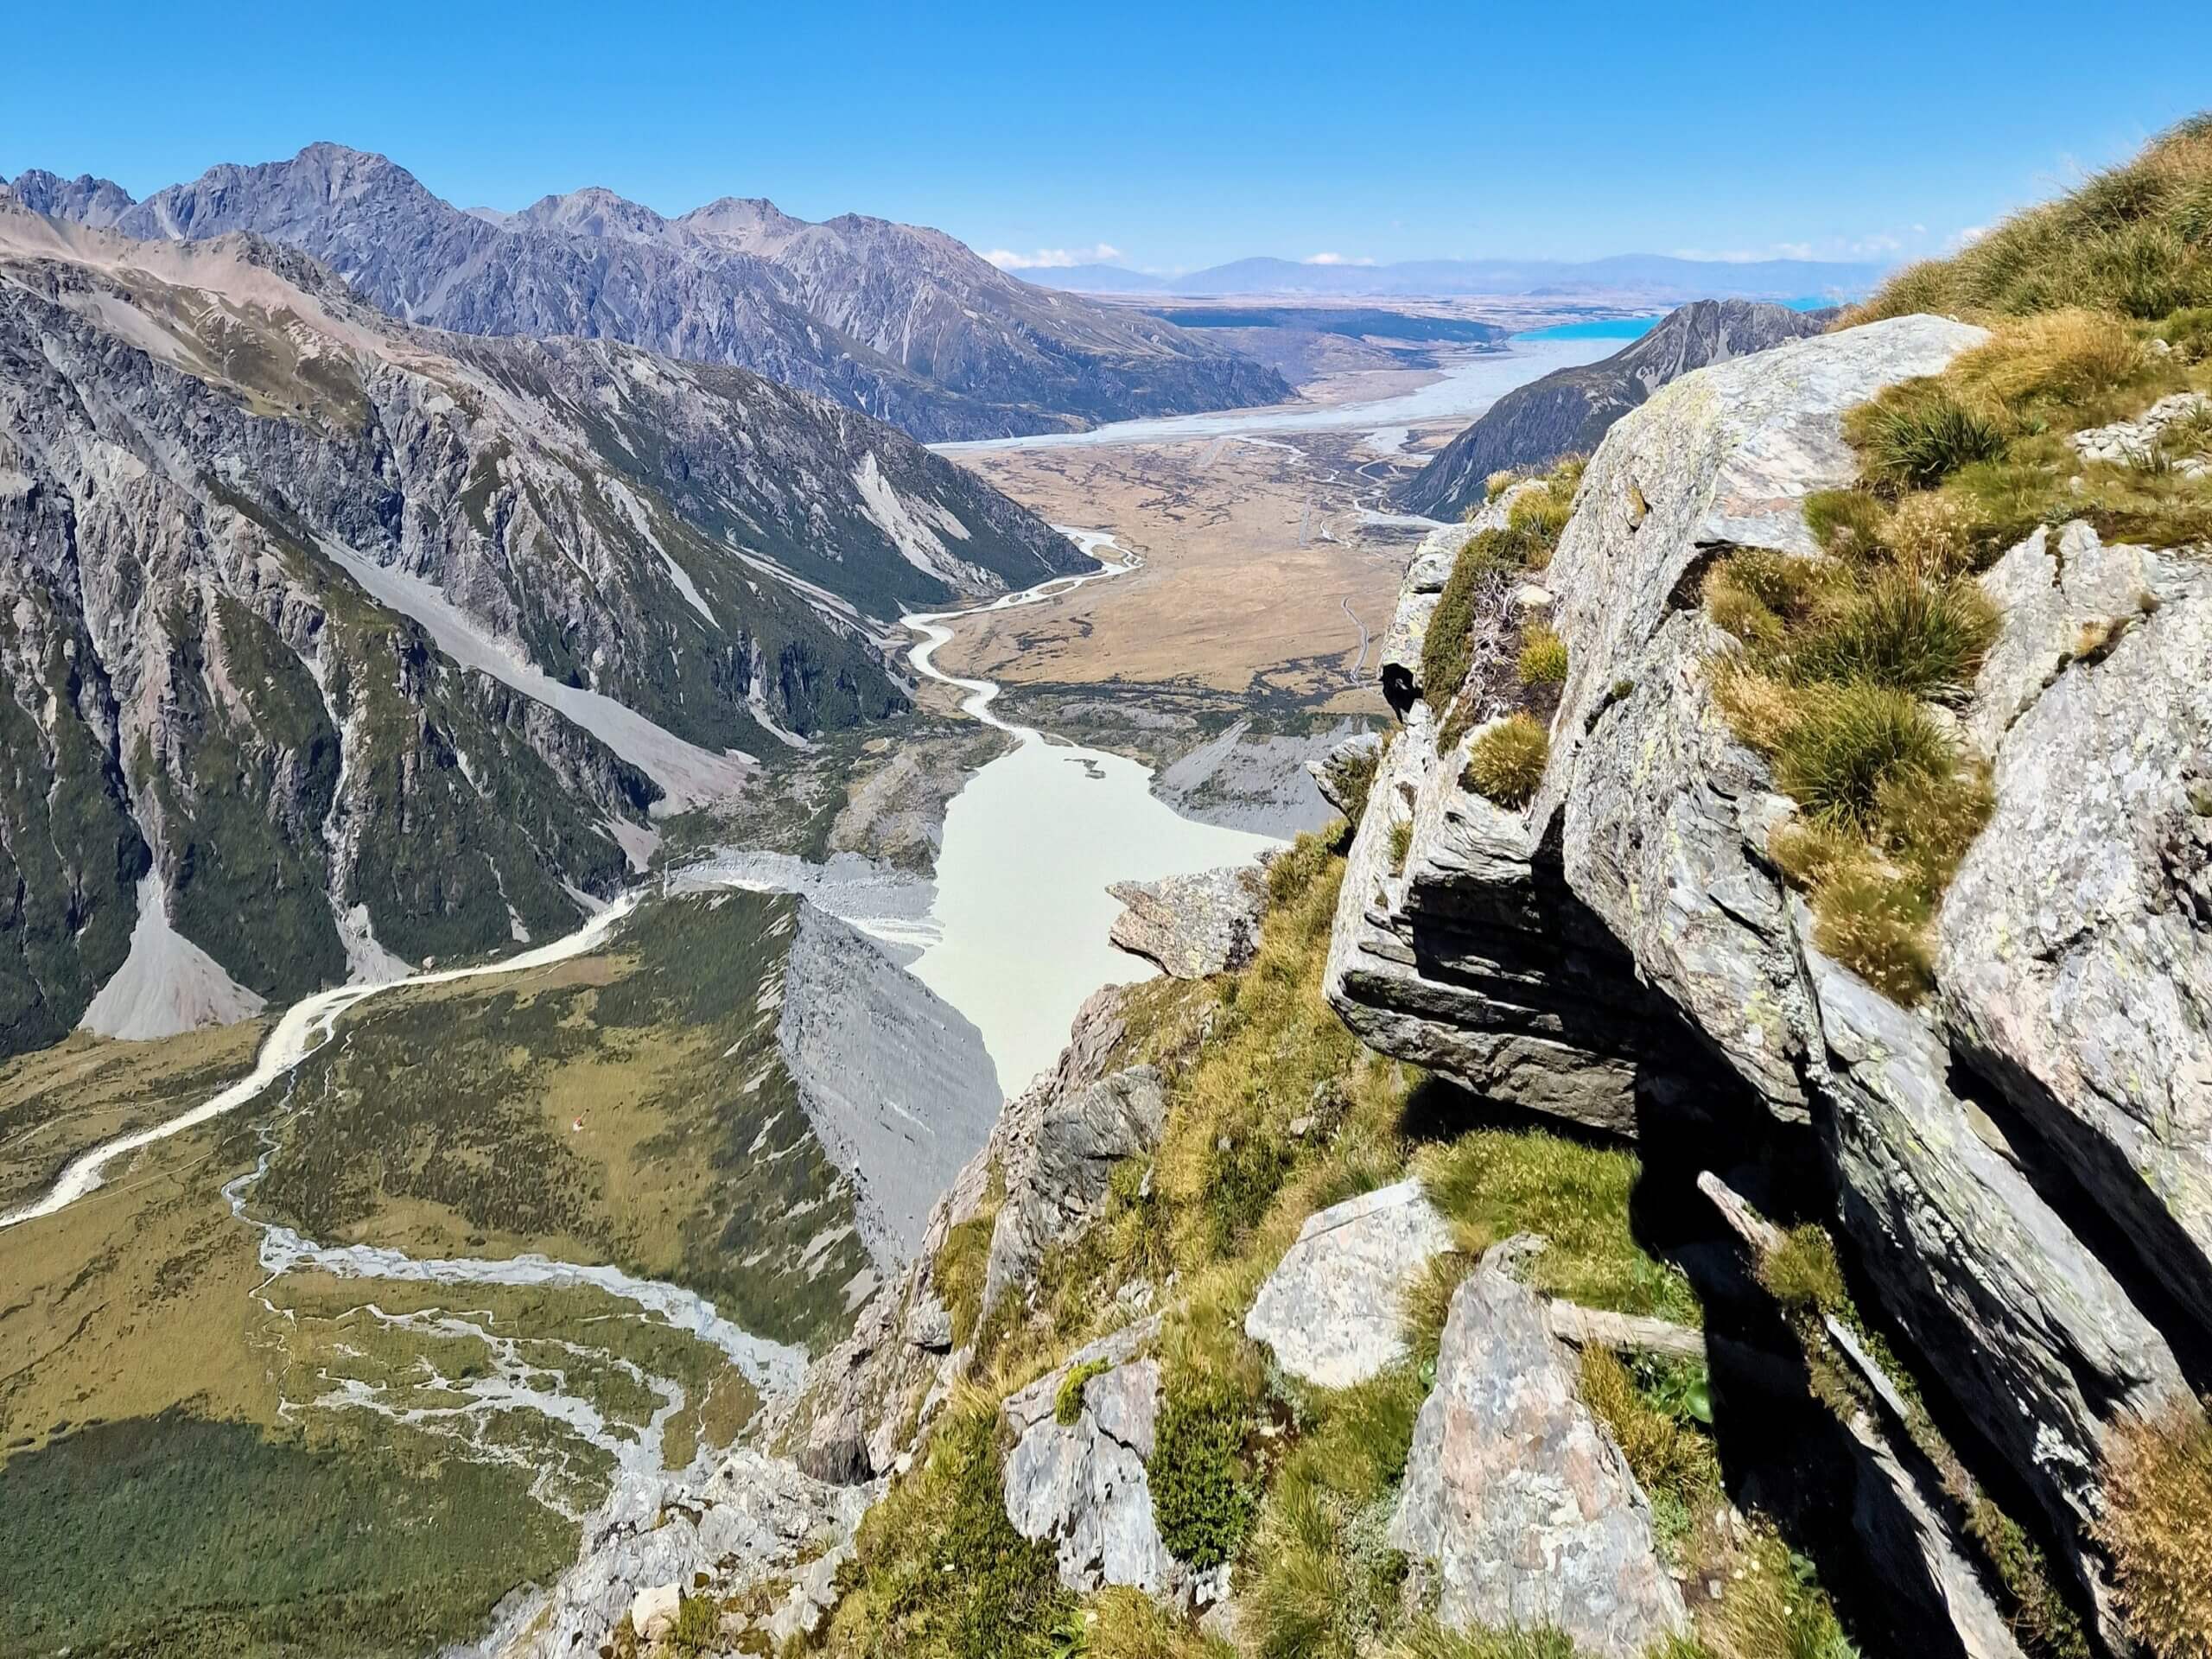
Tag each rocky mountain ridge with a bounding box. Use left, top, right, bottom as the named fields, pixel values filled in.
left=7, top=145, right=1288, bottom=442
left=0, top=200, right=1081, bottom=1056
left=1395, top=299, right=1829, bottom=518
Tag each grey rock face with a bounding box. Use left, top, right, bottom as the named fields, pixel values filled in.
left=1395, top=300, right=1827, bottom=519
left=11, top=144, right=1287, bottom=443
left=2069, top=391, right=2212, bottom=477
left=1310, top=730, right=1383, bottom=819
left=1109, top=865, right=1268, bottom=979
left=1333, top=315, right=2211, bottom=1645
left=778, top=903, right=1005, bottom=1268
left=1001, top=1319, right=1187, bottom=1599
left=771, top=987, right=1138, bottom=1483
left=1245, top=1179, right=1456, bottom=1387
left=1941, top=525, right=2212, bottom=1339
left=982, top=1064, right=1170, bottom=1325
left=1389, top=1251, right=1688, bottom=1656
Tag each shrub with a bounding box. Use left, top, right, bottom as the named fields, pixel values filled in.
left=1770, top=684, right=1952, bottom=828
left=1149, top=1379, right=1261, bottom=1570
left=1461, top=715, right=1550, bottom=809
left=2100, top=1401, right=2212, bottom=1659
left=1788, top=572, right=1999, bottom=701
left=1057, top=1357, right=1113, bottom=1426
left=1845, top=381, right=2008, bottom=493
left=1516, top=626, right=1569, bottom=686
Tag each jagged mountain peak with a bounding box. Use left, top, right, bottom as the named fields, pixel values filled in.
left=12, top=141, right=1287, bottom=441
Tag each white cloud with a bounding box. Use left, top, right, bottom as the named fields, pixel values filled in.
left=1303, top=251, right=1376, bottom=266
left=982, top=243, right=1122, bottom=270
left=1947, top=225, right=1991, bottom=251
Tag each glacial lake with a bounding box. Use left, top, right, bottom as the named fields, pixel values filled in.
left=902, top=536, right=1280, bottom=1094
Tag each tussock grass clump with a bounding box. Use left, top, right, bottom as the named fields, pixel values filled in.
left=1414, top=1135, right=1698, bottom=1325
left=1845, top=380, right=2008, bottom=493
left=1056, top=1357, right=1113, bottom=1427
left=1847, top=116, right=2212, bottom=323
left=1461, top=714, right=1550, bottom=810
left=823, top=1394, right=1071, bottom=1659
left=1516, top=626, right=1569, bottom=686
left=1787, top=573, right=1999, bottom=702
left=2100, top=1401, right=2212, bottom=1659
left=1770, top=684, right=1954, bottom=827
left=1389, top=818, right=1414, bottom=875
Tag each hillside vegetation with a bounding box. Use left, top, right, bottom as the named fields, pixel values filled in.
left=1710, top=114, right=2212, bottom=1001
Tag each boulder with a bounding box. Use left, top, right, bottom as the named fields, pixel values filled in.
left=1000, top=1319, right=1188, bottom=1599
left=1244, top=1179, right=1456, bottom=1387
left=629, top=1583, right=681, bottom=1642
left=1389, top=1249, right=1688, bottom=1656
left=1309, top=729, right=1382, bottom=819
left=1109, top=864, right=1268, bottom=978
left=982, top=1064, right=1169, bottom=1325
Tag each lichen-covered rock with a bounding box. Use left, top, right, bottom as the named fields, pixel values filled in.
left=1108, top=864, right=1268, bottom=978
left=2069, top=391, right=2212, bottom=476
left=983, top=1063, right=1169, bottom=1322
left=1941, top=530, right=2212, bottom=1339
left=1244, top=1179, right=1455, bottom=1387
left=1389, top=1249, right=1688, bottom=1656
left=1000, top=1318, right=1188, bottom=1599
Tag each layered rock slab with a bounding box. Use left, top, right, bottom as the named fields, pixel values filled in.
left=1108, top=864, right=1268, bottom=979
left=1389, top=1249, right=1687, bottom=1656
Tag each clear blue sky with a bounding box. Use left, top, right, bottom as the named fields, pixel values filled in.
left=7, top=1, right=2208, bottom=273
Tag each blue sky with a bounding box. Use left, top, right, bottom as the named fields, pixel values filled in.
left=7, top=1, right=2209, bottom=273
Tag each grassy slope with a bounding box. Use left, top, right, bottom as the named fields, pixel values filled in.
left=255, top=887, right=873, bottom=1350
left=817, top=836, right=1861, bottom=1659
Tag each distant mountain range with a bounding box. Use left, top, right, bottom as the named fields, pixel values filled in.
left=1027, top=253, right=1890, bottom=302
left=0, top=200, right=1087, bottom=1056
left=1395, top=299, right=1831, bottom=518
left=5, top=145, right=1287, bottom=442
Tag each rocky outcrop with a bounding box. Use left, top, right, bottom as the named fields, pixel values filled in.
left=13, top=144, right=1287, bottom=443
left=1244, top=1179, right=1455, bottom=1387
left=512, top=1446, right=874, bottom=1658
left=982, top=1063, right=1168, bottom=1323
left=1390, top=1247, right=1688, bottom=1656
left=1394, top=300, right=1828, bottom=519
left=1940, top=525, right=2212, bottom=1342
left=772, top=987, right=1142, bottom=1484
left=1108, top=865, right=1267, bottom=979
left=779, top=903, right=1004, bottom=1268
left=2069, top=390, right=2210, bottom=477
left=1331, top=315, right=2212, bottom=1646
left=999, top=1318, right=1194, bottom=1601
